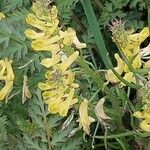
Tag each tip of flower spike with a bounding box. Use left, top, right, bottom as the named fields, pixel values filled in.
left=109, top=19, right=126, bottom=33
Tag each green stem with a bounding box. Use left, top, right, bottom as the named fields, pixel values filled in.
left=72, top=14, right=87, bottom=33
left=44, top=117, right=52, bottom=150
left=91, top=122, right=99, bottom=149
left=95, top=142, right=120, bottom=149
left=148, top=6, right=150, bottom=27
left=104, top=126, right=108, bottom=150
left=89, top=88, right=100, bottom=102
left=95, top=130, right=135, bottom=139
left=94, top=0, right=105, bottom=11
left=88, top=47, right=98, bottom=69
left=115, top=138, right=127, bottom=150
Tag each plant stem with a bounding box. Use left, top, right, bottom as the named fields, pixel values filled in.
left=94, top=0, right=105, bottom=11
left=115, top=138, right=127, bottom=150
left=88, top=47, right=98, bottom=69
left=44, top=117, right=52, bottom=150
left=148, top=6, right=150, bottom=27
left=91, top=122, right=99, bottom=149
left=72, top=14, right=87, bottom=33
left=95, top=130, right=135, bottom=139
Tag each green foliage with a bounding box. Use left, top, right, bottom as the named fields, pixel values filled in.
left=57, top=0, right=79, bottom=24
left=99, top=0, right=146, bottom=28
left=16, top=90, right=82, bottom=150
left=0, top=116, right=7, bottom=147
left=0, top=0, right=149, bottom=150
left=1, top=0, right=31, bottom=13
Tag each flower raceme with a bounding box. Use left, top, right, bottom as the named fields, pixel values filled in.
left=25, top=2, right=87, bottom=119
left=0, top=58, right=14, bottom=101
left=25, top=1, right=96, bottom=135
left=106, top=21, right=150, bottom=86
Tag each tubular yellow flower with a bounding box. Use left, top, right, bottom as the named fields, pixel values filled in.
left=62, top=70, right=79, bottom=88
left=62, top=28, right=86, bottom=49
left=0, top=81, right=13, bottom=101
left=26, top=13, right=46, bottom=31
left=0, top=58, right=14, bottom=101
left=120, top=72, right=135, bottom=87
left=77, top=99, right=95, bottom=135
left=59, top=89, right=76, bottom=117
left=40, top=53, right=61, bottom=68
left=47, top=94, right=63, bottom=114
left=0, top=12, right=5, bottom=20
left=24, top=29, right=45, bottom=39
left=140, top=120, right=150, bottom=132
left=133, top=111, right=143, bottom=119
left=105, top=53, right=124, bottom=83
left=31, top=35, right=61, bottom=52
left=56, top=51, right=79, bottom=73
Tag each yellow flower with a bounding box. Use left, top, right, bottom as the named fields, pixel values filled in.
left=143, top=110, right=150, bottom=120
left=44, top=88, right=77, bottom=117
left=120, top=72, right=135, bottom=87
left=56, top=51, right=79, bottom=73
left=0, top=59, right=14, bottom=101
left=62, top=70, right=79, bottom=88
left=26, top=13, right=46, bottom=31
left=77, top=99, right=95, bottom=135
left=59, top=89, right=76, bottom=117
left=24, top=29, right=45, bottom=39
left=47, top=94, right=63, bottom=114
left=0, top=12, right=5, bottom=20
left=62, top=28, right=86, bottom=49
left=105, top=53, right=124, bottom=83
left=40, top=53, right=61, bottom=68
left=31, top=35, right=61, bottom=53
left=133, top=104, right=150, bottom=132
left=0, top=81, right=13, bottom=101
left=133, top=111, right=143, bottom=119
left=140, top=120, right=150, bottom=132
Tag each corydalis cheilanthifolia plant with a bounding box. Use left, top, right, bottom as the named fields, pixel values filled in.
left=105, top=20, right=150, bottom=86
left=0, top=58, right=14, bottom=101
left=24, top=1, right=96, bottom=135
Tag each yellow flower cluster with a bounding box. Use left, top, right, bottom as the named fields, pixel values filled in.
left=25, top=1, right=95, bottom=134
left=25, top=2, right=86, bottom=117
left=133, top=82, right=150, bottom=132
left=0, top=58, right=14, bottom=101
left=105, top=21, right=150, bottom=86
